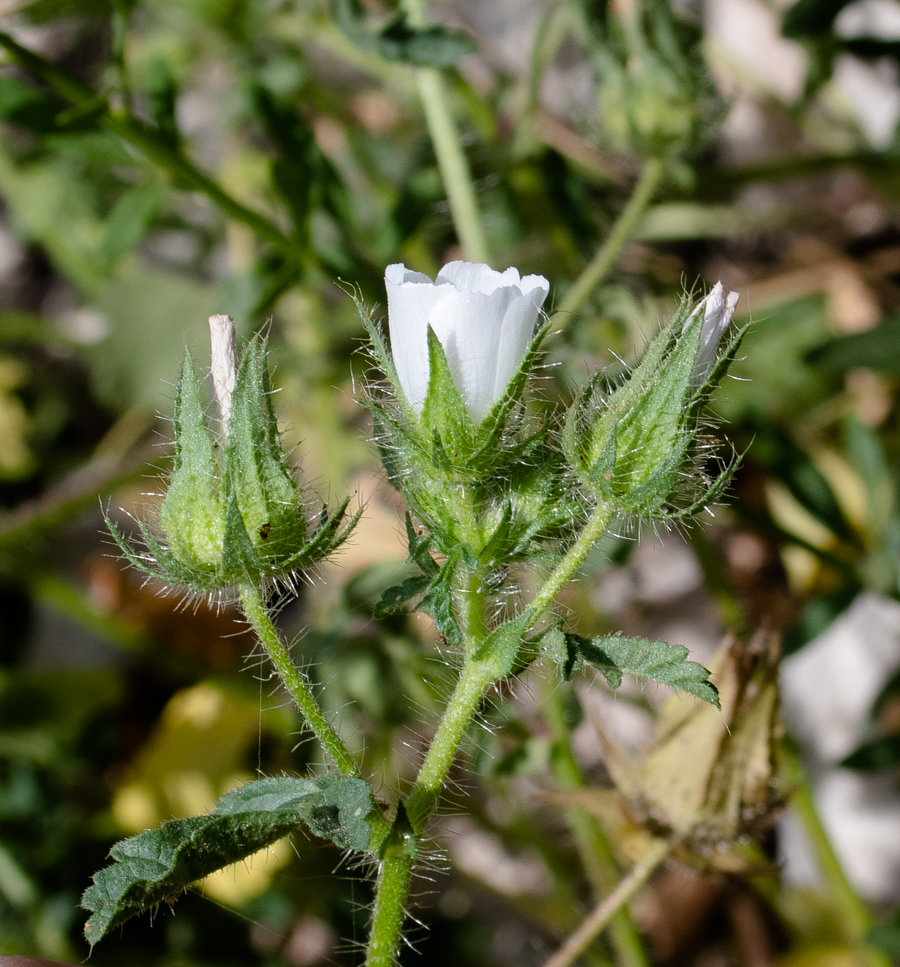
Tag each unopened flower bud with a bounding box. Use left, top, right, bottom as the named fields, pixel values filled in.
left=563, top=283, right=742, bottom=519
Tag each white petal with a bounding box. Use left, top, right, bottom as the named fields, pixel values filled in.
left=692, top=281, right=740, bottom=385
left=428, top=286, right=518, bottom=423
left=437, top=261, right=522, bottom=296
left=491, top=289, right=546, bottom=407
left=208, top=314, right=236, bottom=432
left=385, top=265, right=453, bottom=412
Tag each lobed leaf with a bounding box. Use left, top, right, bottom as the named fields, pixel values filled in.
left=83, top=776, right=375, bottom=945
left=543, top=629, right=719, bottom=707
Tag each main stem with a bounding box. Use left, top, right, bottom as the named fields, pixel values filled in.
left=366, top=500, right=620, bottom=964
left=555, top=156, right=665, bottom=321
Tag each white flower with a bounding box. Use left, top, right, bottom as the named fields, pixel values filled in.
left=689, top=281, right=740, bottom=387
left=385, top=261, right=550, bottom=424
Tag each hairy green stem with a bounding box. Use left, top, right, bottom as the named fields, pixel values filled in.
left=528, top=501, right=614, bottom=618
left=367, top=845, right=415, bottom=967
left=555, top=156, right=665, bottom=321
left=238, top=583, right=360, bottom=778
left=367, top=496, right=622, bottom=963
left=405, top=656, right=498, bottom=832
left=542, top=839, right=670, bottom=967
left=545, top=685, right=650, bottom=967
left=0, top=32, right=297, bottom=257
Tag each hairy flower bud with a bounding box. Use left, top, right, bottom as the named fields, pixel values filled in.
left=108, top=325, right=357, bottom=595
left=563, top=283, right=742, bottom=519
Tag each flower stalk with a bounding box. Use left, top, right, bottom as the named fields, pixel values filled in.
left=555, top=156, right=665, bottom=321
left=238, top=582, right=361, bottom=779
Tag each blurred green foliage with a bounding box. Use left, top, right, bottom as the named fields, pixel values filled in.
left=0, top=0, right=900, bottom=964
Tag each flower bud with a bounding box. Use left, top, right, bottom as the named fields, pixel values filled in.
left=108, top=323, right=357, bottom=594
left=358, top=262, right=565, bottom=567
left=563, top=283, right=741, bottom=519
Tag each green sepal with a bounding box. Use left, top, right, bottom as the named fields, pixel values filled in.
left=224, top=337, right=308, bottom=564
left=420, top=324, right=477, bottom=457
left=473, top=610, right=535, bottom=680
left=220, top=493, right=262, bottom=584
left=540, top=626, right=719, bottom=707
left=82, top=776, right=376, bottom=946
left=105, top=514, right=220, bottom=593
left=158, top=352, right=226, bottom=570
left=276, top=498, right=361, bottom=573
left=418, top=552, right=463, bottom=646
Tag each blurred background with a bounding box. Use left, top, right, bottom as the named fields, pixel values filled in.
left=1, top=0, right=900, bottom=964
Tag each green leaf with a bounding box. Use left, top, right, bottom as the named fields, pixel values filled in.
left=296, top=774, right=374, bottom=851
left=98, top=182, right=168, bottom=266
left=374, top=573, right=432, bottom=619
left=418, top=553, right=463, bottom=646
left=331, top=0, right=476, bottom=67
left=546, top=631, right=719, bottom=706
left=83, top=776, right=375, bottom=945
left=807, top=313, right=900, bottom=375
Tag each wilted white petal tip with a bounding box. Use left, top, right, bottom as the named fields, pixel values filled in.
left=209, top=314, right=237, bottom=434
